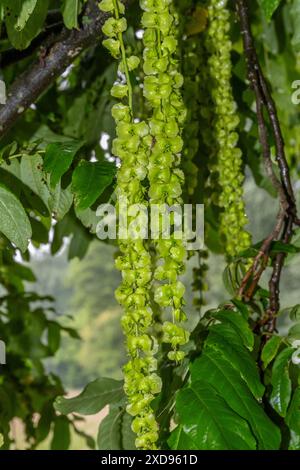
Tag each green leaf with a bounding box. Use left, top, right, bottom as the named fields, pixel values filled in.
left=288, top=323, right=300, bottom=340
left=30, top=217, right=49, bottom=244
left=261, top=336, right=282, bottom=369
left=0, top=184, right=32, bottom=252
left=231, top=298, right=249, bottom=320
left=9, top=263, right=36, bottom=282
left=222, top=264, right=237, bottom=296
left=288, top=432, right=300, bottom=450
left=222, top=263, right=244, bottom=296
left=290, top=0, right=300, bottom=50
left=121, top=409, right=136, bottom=450
left=270, top=347, right=294, bottom=417
left=36, top=402, right=55, bottom=444
left=20, top=154, right=51, bottom=212
left=51, top=212, right=92, bottom=259
left=285, top=387, right=300, bottom=449
left=168, top=425, right=198, bottom=450
left=31, top=125, right=77, bottom=145
left=97, top=405, right=135, bottom=450
left=170, top=381, right=256, bottom=450
left=72, top=161, right=116, bottom=212
left=54, top=378, right=124, bottom=415
left=211, top=310, right=254, bottom=350
left=208, top=325, right=265, bottom=399
left=289, top=305, right=300, bottom=322
left=204, top=224, right=223, bottom=254
left=49, top=184, right=73, bottom=221
left=14, top=0, right=38, bottom=31
left=3, top=0, right=49, bottom=50
left=286, top=388, right=300, bottom=435
left=258, top=0, right=283, bottom=21
left=68, top=222, right=92, bottom=260
left=246, top=148, right=277, bottom=198
left=10, top=312, right=49, bottom=359
left=190, top=329, right=280, bottom=450
left=1, top=160, right=22, bottom=184
left=62, top=0, right=82, bottom=29
left=75, top=207, right=99, bottom=233
left=74, top=429, right=95, bottom=449
left=0, top=142, right=18, bottom=161
left=51, top=416, right=71, bottom=450
left=61, top=326, right=81, bottom=340
left=44, top=140, right=84, bottom=188
left=270, top=240, right=300, bottom=254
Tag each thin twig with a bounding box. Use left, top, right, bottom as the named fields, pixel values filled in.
left=236, top=0, right=298, bottom=332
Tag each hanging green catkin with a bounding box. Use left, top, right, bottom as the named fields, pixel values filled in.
left=99, top=0, right=161, bottom=450
left=206, top=0, right=251, bottom=258
left=141, top=0, right=190, bottom=362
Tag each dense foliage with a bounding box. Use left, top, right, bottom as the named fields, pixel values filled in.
left=1, top=0, right=300, bottom=451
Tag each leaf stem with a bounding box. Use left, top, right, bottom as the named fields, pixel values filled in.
left=8, top=149, right=45, bottom=160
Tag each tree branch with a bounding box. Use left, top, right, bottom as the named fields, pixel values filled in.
left=236, top=0, right=299, bottom=333
left=0, top=1, right=117, bottom=138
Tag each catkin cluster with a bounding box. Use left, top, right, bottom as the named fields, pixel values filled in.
left=206, top=0, right=251, bottom=257
left=141, top=0, right=190, bottom=362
